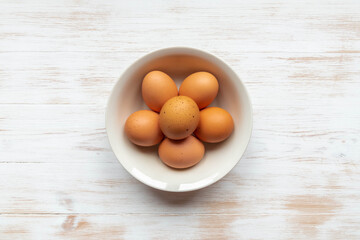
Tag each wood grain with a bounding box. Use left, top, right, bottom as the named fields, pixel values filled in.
left=0, top=0, right=359, bottom=239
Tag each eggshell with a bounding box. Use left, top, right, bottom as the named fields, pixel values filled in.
left=124, top=110, right=163, bottom=146
left=179, top=72, right=219, bottom=109
left=142, top=71, right=178, bottom=112
left=194, top=107, right=234, bottom=143
left=159, top=96, right=200, bottom=140
left=158, top=136, right=205, bottom=169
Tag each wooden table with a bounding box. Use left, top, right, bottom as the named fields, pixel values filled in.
left=1, top=0, right=359, bottom=239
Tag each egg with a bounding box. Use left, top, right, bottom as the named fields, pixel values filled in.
left=158, top=136, right=205, bottom=169
left=194, top=107, right=234, bottom=143
left=179, top=72, right=219, bottom=109
left=159, top=96, right=200, bottom=140
left=124, top=110, right=163, bottom=146
left=142, top=71, right=178, bottom=112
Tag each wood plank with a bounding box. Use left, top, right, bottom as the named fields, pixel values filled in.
left=1, top=214, right=359, bottom=240
left=0, top=52, right=359, bottom=105
left=0, top=0, right=359, bottom=53
left=0, top=100, right=359, bottom=163
left=0, top=161, right=359, bottom=214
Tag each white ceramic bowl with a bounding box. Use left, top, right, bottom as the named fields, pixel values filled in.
left=106, top=47, right=252, bottom=192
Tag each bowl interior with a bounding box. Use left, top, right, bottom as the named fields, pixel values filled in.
left=106, top=48, right=252, bottom=192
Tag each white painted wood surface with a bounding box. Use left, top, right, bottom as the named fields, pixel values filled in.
left=1, top=0, right=360, bottom=239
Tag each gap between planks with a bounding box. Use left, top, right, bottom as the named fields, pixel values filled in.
left=1, top=51, right=360, bottom=53
left=0, top=213, right=354, bottom=216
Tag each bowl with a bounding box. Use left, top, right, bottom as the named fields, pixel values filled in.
left=106, top=47, right=252, bottom=192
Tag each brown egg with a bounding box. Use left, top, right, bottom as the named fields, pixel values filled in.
left=179, top=72, right=219, bottom=109
left=194, top=107, right=234, bottom=143
left=158, top=136, right=205, bottom=169
left=159, top=96, right=200, bottom=140
left=142, top=71, right=178, bottom=112
left=124, top=110, right=163, bottom=146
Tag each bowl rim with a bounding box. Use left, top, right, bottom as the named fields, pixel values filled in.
left=105, top=46, right=253, bottom=192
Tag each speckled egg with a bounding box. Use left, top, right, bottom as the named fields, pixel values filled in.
left=159, top=96, right=200, bottom=140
